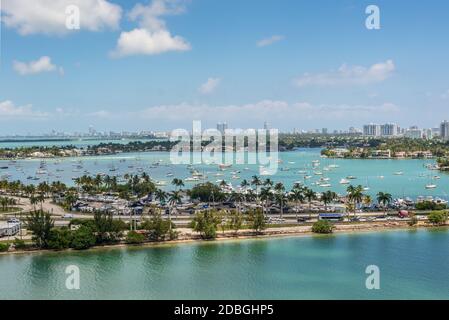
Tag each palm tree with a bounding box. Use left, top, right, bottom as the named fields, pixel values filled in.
left=240, top=179, right=249, bottom=189
left=251, top=175, right=262, bottom=203
left=263, top=178, right=273, bottom=187
left=171, top=178, right=184, bottom=191
left=321, top=190, right=337, bottom=211
left=274, top=182, right=285, bottom=218
left=289, top=188, right=304, bottom=220
left=219, top=180, right=228, bottom=189
left=292, top=182, right=303, bottom=191
left=347, top=185, right=364, bottom=217
left=229, top=191, right=244, bottom=214
left=304, top=188, right=317, bottom=218
left=141, top=172, right=150, bottom=183
left=363, top=195, right=372, bottom=208
left=168, top=190, right=182, bottom=221
left=245, top=189, right=256, bottom=204
left=154, top=189, right=167, bottom=206
left=94, top=174, right=103, bottom=190
left=260, top=187, right=273, bottom=217
left=377, top=192, right=392, bottom=216
left=30, top=195, right=38, bottom=211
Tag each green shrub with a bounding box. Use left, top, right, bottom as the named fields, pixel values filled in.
left=142, top=213, right=176, bottom=241
left=312, top=220, right=334, bottom=234
left=126, top=231, right=145, bottom=244
left=13, top=238, right=27, bottom=250
left=168, top=229, right=179, bottom=240
left=48, top=227, right=72, bottom=250
left=248, top=209, right=266, bottom=234
left=416, top=201, right=447, bottom=211
left=428, top=211, right=448, bottom=225
left=71, top=226, right=96, bottom=250
left=0, top=243, right=10, bottom=252
left=190, top=210, right=221, bottom=239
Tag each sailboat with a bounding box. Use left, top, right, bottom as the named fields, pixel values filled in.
left=425, top=175, right=437, bottom=189
left=363, top=177, right=370, bottom=191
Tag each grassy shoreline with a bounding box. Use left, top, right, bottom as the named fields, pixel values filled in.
left=0, top=220, right=444, bottom=257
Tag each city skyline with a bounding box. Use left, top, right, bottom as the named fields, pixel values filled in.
left=1, top=119, right=448, bottom=139
left=1, top=0, right=449, bottom=134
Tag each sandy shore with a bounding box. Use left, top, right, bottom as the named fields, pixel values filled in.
left=0, top=220, right=444, bottom=256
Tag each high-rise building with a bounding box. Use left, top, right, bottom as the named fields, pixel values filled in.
left=423, top=128, right=433, bottom=140
left=405, top=127, right=423, bottom=139
left=322, top=128, right=328, bottom=134
left=88, top=125, right=96, bottom=136
left=440, top=120, right=449, bottom=141
left=363, top=124, right=381, bottom=136
left=380, top=123, right=399, bottom=137
left=263, top=121, right=270, bottom=130
left=217, top=122, right=228, bottom=135
left=431, top=127, right=441, bottom=137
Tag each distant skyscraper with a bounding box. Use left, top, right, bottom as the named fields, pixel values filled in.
left=263, top=121, right=270, bottom=130
left=322, top=128, right=328, bottom=134
left=380, top=123, right=399, bottom=137
left=217, top=122, right=228, bottom=135
left=349, top=127, right=361, bottom=134
left=440, top=120, right=449, bottom=140
left=424, top=128, right=433, bottom=140
left=88, top=125, right=96, bottom=136
left=405, top=127, right=423, bottom=139
left=431, top=127, right=441, bottom=137
left=363, top=124, right=381, bottom=136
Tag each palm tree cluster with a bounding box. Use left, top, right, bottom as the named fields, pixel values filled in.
left=0, top=196, right=17, bottom=212
left=73, top=173, right=156, bottom=198
left=2, top=172, right=398, bottom=222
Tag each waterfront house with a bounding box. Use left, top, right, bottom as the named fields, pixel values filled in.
left=371, top=149, right=391, bottom=158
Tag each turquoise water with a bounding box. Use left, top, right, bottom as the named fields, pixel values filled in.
left=0, top=148, right=446, bottom=199
left=1, top=229, right=449, bottom=299
left=0, top=138, right=148, bottom=149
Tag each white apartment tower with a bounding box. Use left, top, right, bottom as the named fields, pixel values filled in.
left=363, top=124, right=381, bottom=136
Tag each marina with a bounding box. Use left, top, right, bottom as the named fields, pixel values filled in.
left=0, top=147, right=447, bottom=201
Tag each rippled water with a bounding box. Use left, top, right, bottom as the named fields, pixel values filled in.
left=1, top=229, right=449, bottom=299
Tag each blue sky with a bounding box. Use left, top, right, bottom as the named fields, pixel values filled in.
left=0, top=0, right=448, bottom=135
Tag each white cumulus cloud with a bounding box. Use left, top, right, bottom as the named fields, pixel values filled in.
left=1, top=0, right=122, bottom=36
left=257, top=35, right=285, bottom=47
left=198, top=78, right=221, bottom=95
left=13, top=56, right=63, bottom=76
left=0, top=100, right=49, bottom=119
left=85, top=100, right=400, bottom=129
left=111, top=28, right=190, bottom=57
left=111, top=0, right=191, bottom=57
left=293, top=60, right=395, bottom=87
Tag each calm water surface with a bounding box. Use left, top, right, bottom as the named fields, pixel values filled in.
left=1, top=229, right=449, bottom=299
left=0, top=148, right=446, bottom=199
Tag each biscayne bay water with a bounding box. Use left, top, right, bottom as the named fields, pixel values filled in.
left=0, top=148, right=447, bottom=199
left=1, top=229, right=449, bottom=299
